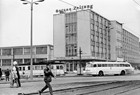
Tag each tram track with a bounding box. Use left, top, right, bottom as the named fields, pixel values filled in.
left=76, top=80, right=140, bottom=95
left=24, top=80, right=140, bottom=95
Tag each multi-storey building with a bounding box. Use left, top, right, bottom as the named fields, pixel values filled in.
left=110, top=21, right=123, bottom=61
left=0, top=44, right=53, bottom=70
left=53, top=9, right=111, bottom=72
left=122, top=29, right=140, bottom=64
left=53, top=9, right=140, bottom=72
left=110, top=21, right=140, bottom=64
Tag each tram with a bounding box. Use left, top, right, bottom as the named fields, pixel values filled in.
left=18, top=61, right=65, bottom=78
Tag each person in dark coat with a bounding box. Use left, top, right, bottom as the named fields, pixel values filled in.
left=0, top=68, right=2, bottom=80
left=38, top=64, right=55, bottom=95
left=5, top=69, right=10, bottom=81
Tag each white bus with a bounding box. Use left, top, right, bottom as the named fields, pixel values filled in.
left=85, top=61, right=134, bottom=76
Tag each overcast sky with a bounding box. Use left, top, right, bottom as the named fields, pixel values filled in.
left=0, top=0, right=140, bottom=47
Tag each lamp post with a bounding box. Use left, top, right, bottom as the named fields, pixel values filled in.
left=20, top=0, right=44, bottom=80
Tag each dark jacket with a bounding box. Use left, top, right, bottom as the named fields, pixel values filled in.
left=16, top=67, right=20, bottom=79
left=0, top=68, right=2, bottom=77
left=44, top=67, right=54, bottom=82
left=5, top=70, right=10, bottom=76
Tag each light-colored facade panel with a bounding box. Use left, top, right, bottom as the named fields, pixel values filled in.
left=77, top=10, right=91, bottom=57
left=53, top=14, right=65, bottom=58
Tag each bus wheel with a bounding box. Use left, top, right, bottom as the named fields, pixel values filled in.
left=98, top=71, right=104, bottom=76
left=120, top=70, right=125, bottom=75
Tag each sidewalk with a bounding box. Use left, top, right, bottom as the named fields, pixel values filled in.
left=0, top=70, right=140, bottom=84
left=0, top=73, right=79, bottom=84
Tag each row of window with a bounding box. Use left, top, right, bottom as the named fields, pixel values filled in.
left=19, top=65, right=64, bottom=71
left=0, top=58, right=47, bottom=66
left=88, top=63, right=130, bottom=67
left=65, top=13, right=77, bottom=57
left=0, top=46, right=48, bottom=56
left=91, top=52, right=111, bottom=59
left=90, top=12, right=110, bottom=26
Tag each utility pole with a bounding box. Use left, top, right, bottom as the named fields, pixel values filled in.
left=78, top=47, right=82, bottom=75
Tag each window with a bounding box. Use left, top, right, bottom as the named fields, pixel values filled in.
left=24, top=48, right=30, bottom=55
left=56, top=66, right=59, bottom=69
left=19, top=67, right=22, bottom=71
left=108, top=64, right=113, bottom=67
left=93, top=64, right=97, bottom=67
left=0, top=49, right=1, bottom=56
left=36, top=46, right=47, bottom=54
left=24, top=59, right=30, bottom=64
left=28, top=66, right=30, bottom=70
left=102, top=64, right=107, bottom=67
left=2, top=59, right=11, bottom=66
left=60, top=65, right=63, bottom=69
left=2, top=49, right=11, bottom=55
left=13, top=48, right=23, bottom=55
left=23, top=67, right=25, bottom=71
left=98, top=64, right=101, bottom=67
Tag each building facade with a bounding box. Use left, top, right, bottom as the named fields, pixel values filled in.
left=53, top=9, right=111, bottom=72
left=122, top=29, right=140, bottom=64
left=110, top=21, right=123, bottom=61
left=0, top=44, right=53, bottom=70
left=53, top=9, right=140, bottom=72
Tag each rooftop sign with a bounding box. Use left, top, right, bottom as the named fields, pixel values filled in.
left=56, top=5, right=93, bottom=14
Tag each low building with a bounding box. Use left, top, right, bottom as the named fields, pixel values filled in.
left=0, top=44, right=53, bottom=70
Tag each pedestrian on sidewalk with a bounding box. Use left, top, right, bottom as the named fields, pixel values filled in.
left=38, top=63, right=55, bottom=95
left=10, top=61, right=21, bottom=88
left=5, top=69, right=10, bottom=81
left=0, top=68, right=2, bottom=80
left=10, top=63, right=19, bottom=87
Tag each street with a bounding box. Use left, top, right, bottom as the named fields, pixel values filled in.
left=0, top=71, right=140, bottom=95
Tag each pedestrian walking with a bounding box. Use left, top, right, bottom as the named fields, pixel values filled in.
left=10, top=61, right=21, bottom=87
left=10, top=65, right=19, bottom=87
left=0, top=68, right=2, bottom=80
left=5, top=69, right=10, bottom=81
left=38, top=64, right=55, bottom=95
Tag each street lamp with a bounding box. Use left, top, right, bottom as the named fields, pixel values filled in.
left=20, top=0, right=45, bottom=80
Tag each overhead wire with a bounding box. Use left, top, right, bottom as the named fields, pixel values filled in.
left=132, top=0, right=140, bottom=6
left=58, top=0, right=140, bottom=39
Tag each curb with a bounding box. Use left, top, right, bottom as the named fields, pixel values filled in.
left=0, top=74, right=85, bottom=84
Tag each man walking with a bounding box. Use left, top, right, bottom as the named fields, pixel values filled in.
left=38, top=64, right=55, bottom=95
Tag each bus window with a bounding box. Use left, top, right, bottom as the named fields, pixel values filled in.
left=35, top=66, right=37, bottom=70
left=93, top=64, right=97, bottom=67
left=41, top=66, right=44, bottom=70
left=120, top=64, right=124, bottom=67
left=28, top=66, right=30, bottom=70
left=124, top=64, right=130, bottom=67
left=108, top=64, right=113, bottom=67
left=23, top=67, right=25, bottom=71
left=56, top=66, right=59, bottom=69
left=35, top=66, right=40, bottom=70
left=114, top=64, right=120, bottom=67
left=60, top=65, right=63, bottom=69
left=98, top=64, right=101, bottom=67
left=19, top=67, right=22, bottom=71
left=102, top=64, right=107, bottom=67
